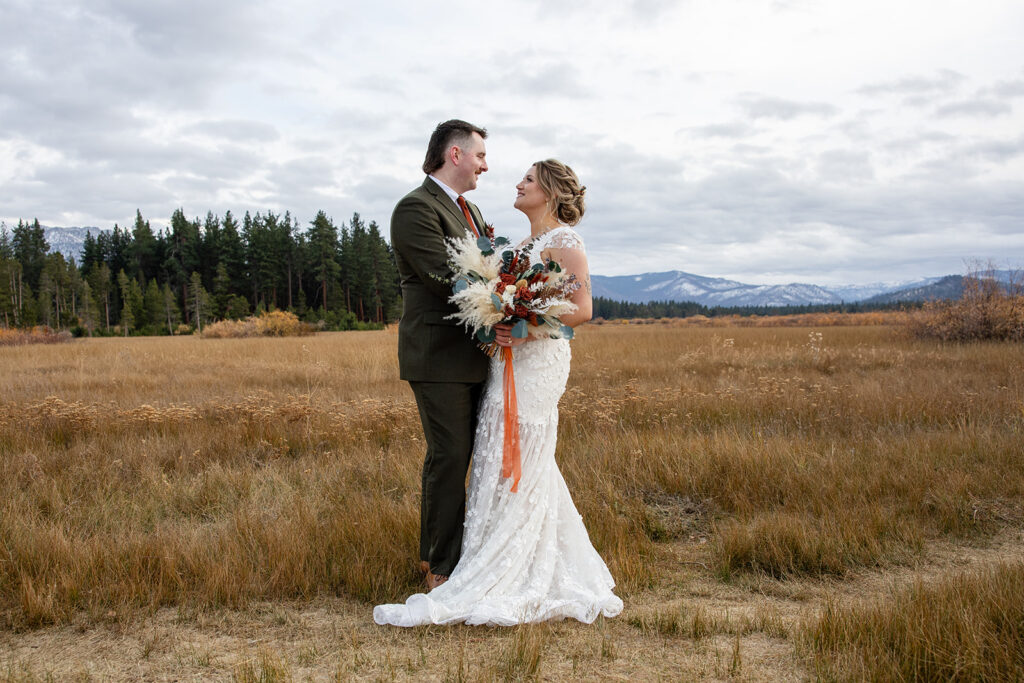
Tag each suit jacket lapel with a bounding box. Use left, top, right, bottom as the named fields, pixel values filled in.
left=421, top=177, right=470, bottom=234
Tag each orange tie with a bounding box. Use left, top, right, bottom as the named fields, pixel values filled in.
left=457, top=196, right=480, bottom=237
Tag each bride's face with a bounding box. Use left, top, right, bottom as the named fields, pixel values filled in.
left=514, top=166, right=548, bottom=214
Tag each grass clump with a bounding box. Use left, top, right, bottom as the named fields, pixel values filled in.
left=804, top=561, right=1024, bottom=681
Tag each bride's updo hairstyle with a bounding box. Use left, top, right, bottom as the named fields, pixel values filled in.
left=534, top=159, right=586, bottom=227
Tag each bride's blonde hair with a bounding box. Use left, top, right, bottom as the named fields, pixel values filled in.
left=533, top=159, right=586, bottom=227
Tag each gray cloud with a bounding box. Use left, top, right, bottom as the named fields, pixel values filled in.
left=856, top=69, right=966, bottom=97
left=736, top=94, right=839, bottom=120
left=935, top=99, right=1013, bottom=118
left=986, top=77, right=1024, bottom=99
left=816, top=150, right=875, bottom=184
left=181, top=120, right=281, bottom=143
left=685, top=122, right=756, bottom=139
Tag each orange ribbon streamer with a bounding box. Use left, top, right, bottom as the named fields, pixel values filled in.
left=501, top=345, right=521, bottom=492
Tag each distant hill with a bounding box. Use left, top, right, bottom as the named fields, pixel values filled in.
left=864, top=275, right=966, bottom=304
left=865, top=271, right=1019, bottom=304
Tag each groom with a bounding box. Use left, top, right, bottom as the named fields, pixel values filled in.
left=390, top=119, right=490, bottom=589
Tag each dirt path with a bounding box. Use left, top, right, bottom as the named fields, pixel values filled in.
left=3, top=530, right=1022, bottom=682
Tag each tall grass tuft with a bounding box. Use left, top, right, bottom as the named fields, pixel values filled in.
left=804, top=561, right=1024, bottom=681
left=491, top=624, right=546, bottom=681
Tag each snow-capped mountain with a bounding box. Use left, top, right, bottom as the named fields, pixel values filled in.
left=41, top=226, right=101, bottom=260
left=591, top=271, right=948, bottom=307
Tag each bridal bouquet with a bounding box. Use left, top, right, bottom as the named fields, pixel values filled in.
left=444, top=226, right=579, bottom=493
left=445, top=226, right=579, bottom=353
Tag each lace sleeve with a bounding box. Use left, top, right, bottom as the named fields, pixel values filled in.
left=542, top=227, right=585, bottom=253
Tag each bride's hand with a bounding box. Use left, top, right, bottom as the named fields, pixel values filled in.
left=494, top=323, right=528, bottom=347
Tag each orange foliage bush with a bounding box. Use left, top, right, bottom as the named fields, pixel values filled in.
left=906, top=275, right=1024, bottom=342
left=0, top=326, right=73, bottom=346
left=201, top=311, right=315, bottom=339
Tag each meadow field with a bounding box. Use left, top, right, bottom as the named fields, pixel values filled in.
left=1, top=323, right=1022, bottom=681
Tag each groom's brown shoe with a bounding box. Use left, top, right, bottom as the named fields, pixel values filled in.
left=426, top=570, right=448, bottom=590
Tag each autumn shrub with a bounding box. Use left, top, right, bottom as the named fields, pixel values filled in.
left=0, top=326, right=73, bottom=346
left=202, top=311, right=315, bottom=338
left=906, top=270, right=1024, bottom=342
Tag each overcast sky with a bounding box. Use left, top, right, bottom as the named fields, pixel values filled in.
left=2, top=0, right=1022, bottom=284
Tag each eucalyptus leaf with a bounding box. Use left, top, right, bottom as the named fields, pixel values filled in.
left=511, top=319, right=528, bottom=338
left=502, top=250, right=514, bottom=265
left=476, top=235, right=492, bottom=251
left=477, top=327, right=496, bottom=343
left=453, top=278, right=469, bottom=293
left=490, top=293, right=503, bottom=311
left=494, top=236, right=510, bottom=247
left=560, top=324, right=574, bottom=339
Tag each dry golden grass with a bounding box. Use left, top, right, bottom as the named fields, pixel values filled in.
left=1, top=324, right=1022, bottom=679
left=804, top=561, right=1024, bottom=681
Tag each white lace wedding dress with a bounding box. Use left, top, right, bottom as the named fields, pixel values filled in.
left=374, top=227, right=623, bottom=627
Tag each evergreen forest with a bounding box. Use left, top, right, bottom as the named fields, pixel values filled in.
left=0, top=210, right=400, bottom=335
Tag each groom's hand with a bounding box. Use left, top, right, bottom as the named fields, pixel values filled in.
left=494, top=323, right=527, bottom=347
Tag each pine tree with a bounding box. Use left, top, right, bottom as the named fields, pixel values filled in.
left=187, top=271, right=212, bottom=332
left=220, top=210, right=248, bottom=296
left=106, top=225, right=133, bottom=280
left=162, top=282, right=182, bottom=334
left=117, top=270, right=135, bottom=336
left=201, top=211, right=221, bottom=287
left=67, top=258, right=82, bottom=323
left=12, top=219, right=49, bottom=291
left=166, top=209, right=202, bottom=324
left=212, top=262, right=232, bottom=318
left=366, top=220, right=399, bottom=322
left=37, top=269, right=55, bottom=327
left=0, top=225, right=19, bottom=327
left=79, top=279, right=99, bottom=336
left=80, top=230, right=101, bottom=273
left=90, top=263, right=114, bottom=332
left=130, top=210, right=158, bottom=282
left=143, top=279, right=164, bottom=333
left=307, top=211, right=341, bottom=314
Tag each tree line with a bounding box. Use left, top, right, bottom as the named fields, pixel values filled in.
left=591, top=297, right=915, bottom=320
left=0, top=209, right=400, bottom=335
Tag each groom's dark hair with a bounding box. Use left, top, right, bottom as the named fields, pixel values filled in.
left=423, top=119, right=488, bottom=174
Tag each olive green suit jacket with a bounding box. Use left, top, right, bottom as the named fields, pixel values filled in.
left=391, top=177, right=489, bottom=383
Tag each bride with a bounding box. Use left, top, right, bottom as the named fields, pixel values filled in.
left=374, top=159, right=623, bottom=627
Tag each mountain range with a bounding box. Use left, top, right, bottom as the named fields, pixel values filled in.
left=589, top=271, right=953, bottom=307
left=36, top=225, right=1003, bottom=307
